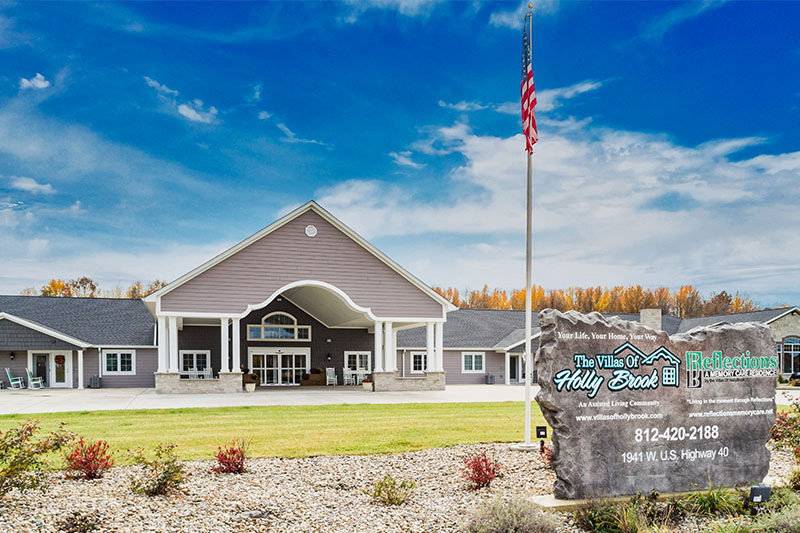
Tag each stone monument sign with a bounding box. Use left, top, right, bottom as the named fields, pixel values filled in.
left=536, top=309, right=778, bottom=499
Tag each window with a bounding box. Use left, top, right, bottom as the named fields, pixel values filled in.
left=180, top=350, right=210, bottom=372
left=410, top=351, right=427, bottom=373
left=103, top=350, right=136, bottom=375
left=248, top=312, right=311, bottom=342
left=345, top=351, right=371, bottom=371
left=462, top=352, right=485, bottom=373
left=784, top=338, right=800, bottom=374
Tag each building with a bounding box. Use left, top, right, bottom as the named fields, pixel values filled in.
left=1, top=201, right=799, bottom=391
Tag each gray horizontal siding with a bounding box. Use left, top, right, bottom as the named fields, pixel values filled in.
left=161, top=210, right=443, bottom=318
left=442, top=350, right=506, bottom=385
left=1, top=351, right=30, bottom=388
left=97, top=348, right=157, bottom=388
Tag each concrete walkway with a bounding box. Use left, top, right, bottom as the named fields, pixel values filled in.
left=1, top=386, right=796, bottom=416
left=0, top=385, right=532, bottom=415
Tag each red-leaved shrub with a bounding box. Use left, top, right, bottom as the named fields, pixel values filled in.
left=212, top=439, right=248, bottom=474
left=66, top=437, right=114, bottom=480
left=462, top=452, right=502, bottom=490
left=540, top=444, right=553, bottom=466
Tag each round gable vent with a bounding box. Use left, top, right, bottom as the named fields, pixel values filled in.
left=305, top=224, right=318, bottom=237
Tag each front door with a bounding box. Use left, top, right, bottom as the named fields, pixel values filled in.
left=509, top=355, right=518, bottom=382
left=34, top=354, right=49, bottom=386
left=49, top=352, right=72, bottom=388
left=249, top=348, right=310, bottom=386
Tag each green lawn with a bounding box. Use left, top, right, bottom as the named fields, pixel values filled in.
left=0, top=402, right=546, bottom=462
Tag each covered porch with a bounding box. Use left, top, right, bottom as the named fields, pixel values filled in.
left=152, top=281, right=446, bottom=394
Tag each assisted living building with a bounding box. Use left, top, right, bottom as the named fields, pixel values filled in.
left=1, top=202, right=799, bottom=392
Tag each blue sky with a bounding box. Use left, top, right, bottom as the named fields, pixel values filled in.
left=0, top=1, right=799, bottom=305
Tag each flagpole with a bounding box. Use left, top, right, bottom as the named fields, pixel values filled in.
left=512, top=6, right=536, bottom=452
left=523, top=8, right=533, bottom=447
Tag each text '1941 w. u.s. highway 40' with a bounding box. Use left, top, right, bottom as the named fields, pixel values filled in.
left=535, top=309, right=777, bottom=500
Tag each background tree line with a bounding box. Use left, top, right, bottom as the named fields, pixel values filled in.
left=20, top=277, right=168, bottom=299
left=433, top=285, right=769, bottom=318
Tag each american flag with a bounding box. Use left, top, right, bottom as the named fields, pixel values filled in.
left=521, top=20, right=537, bottom=152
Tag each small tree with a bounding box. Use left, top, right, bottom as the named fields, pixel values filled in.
left=0, top=420, right=73, bottom=496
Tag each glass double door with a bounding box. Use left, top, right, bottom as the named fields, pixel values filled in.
left=251, top=349, right=309, bottom=386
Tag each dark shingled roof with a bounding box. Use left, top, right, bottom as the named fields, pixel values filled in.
left=0, top=295, right=155, bottom=346
left=397, top=307, right=798, bottom=350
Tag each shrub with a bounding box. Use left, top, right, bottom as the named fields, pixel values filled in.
left=211, top=439, right=248, bottom=474
left=788, top=468, right=800, bottom=491
left=539, top=444, right=553, bottom=466
left=66, top=438, right=114, bottom=480
left=56, top=510, right=100, bottom=532
left=0, top=419, right=73, bottom=496
left=367, top=474, right=415, bottom=505
left=687, top=483, right=743, bottom=517
left=573, top=492, right=688, bottom=533
left=772, top=412, right=800, bottom=449
left=128, top=443, right=186, bottom=496
left=463, top=452, right=502, bottom=490
left=794, top=446, right=800, bottom=464
left=750, top=505, right=800, bottom=532
left=462, top=494, right=562, bottom=533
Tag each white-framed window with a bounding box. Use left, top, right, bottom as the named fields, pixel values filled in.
left=462, top=352, right=485, bottom=373
left=180, top=350, right=210, bottom=372
left=248, top=312, right=311, bottom=342
left=103, top=350, right=136, bottom=375
left=410, top=351, right=427, bottom=374
left=345, top=351, right=371, bottom=371
left=784, top=337, right=800, bottom=374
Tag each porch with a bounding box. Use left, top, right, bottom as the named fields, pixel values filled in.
left=153, top=281, right=447, bottom=394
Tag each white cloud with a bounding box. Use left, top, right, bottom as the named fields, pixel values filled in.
left=489, top=1, right=560, bottom=29
left=438, top=100, right=488, bottom=112
left=389, top=151, right=424, bottom=169
left=177, top=100, right=218, bottom=124
left=143, top=76, right=179, bottom=97
left=641, top=0, right=728, bottom=41
left=496, top=80, right=603, bottom=115
left=251, top=83, right=262, bottom=102
left=341, top=0, right=444, bottom=22
left=8, top=176, right=55, bottom=194
left=305, top=118, right=800, bottom=300
left=276, top=122, right=331, bottom=147
left=143, top=77, right=218, bottom=124
left=257, top=111, right=272, bottom=120
left=19, top=73, right=50, bottom=90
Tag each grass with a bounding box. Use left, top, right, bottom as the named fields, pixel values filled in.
left=0, top=401, right=546, bottom=463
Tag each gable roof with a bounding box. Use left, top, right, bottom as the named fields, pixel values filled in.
left=397, top=307, right=799, bottom=351
left=146, top=201, right=456, bottom=313
left=0, top=296, right=155, bottom=346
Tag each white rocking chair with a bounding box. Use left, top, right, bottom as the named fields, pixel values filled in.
left=5, top=368, right=25, bottom=389
left=343, top=369, right=356, bottom=386
left=325, top=367, right=337, bottom=386
left=25, top=369, right=44, bottom=389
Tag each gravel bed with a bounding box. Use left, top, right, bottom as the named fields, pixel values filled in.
left=0, top=443, right=795, bottom=532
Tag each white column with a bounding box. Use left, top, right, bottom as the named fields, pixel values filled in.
left=220, top=318, right=230, bottom=373
left=434, top=322, right=444, bottom=372
left=373, top=322, right=384, bottom=372
left=504, top=352, right=510, bottom=385
left=384, top=322, right=394, bottom=372
left=157, top=316, right=167, bottom=373
left=168, top=316, right=179, bottom=373
left=231, top=318, right=241, bottom=372
left=77, top=350, right=84, bottom=389
left=425, top=323, right=434, bottom=372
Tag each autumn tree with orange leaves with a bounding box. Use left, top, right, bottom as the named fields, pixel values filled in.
left=433, top=284, right=761, bottom=318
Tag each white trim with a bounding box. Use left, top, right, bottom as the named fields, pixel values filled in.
left=98, top=345, right=156, bottom=349
left=461, top=351, right=485, bottom=374
left=101, top=349, right=137, bottom=376
left=179, top=350, right=211, bottom=372
left=247, top=346, right=311, bottom=386
left=146, top=201, right=456, bottom=315
left=247, top=311, right=312, bottom=342
left=0, top=312, right=90, bottom=348
left=344, top=350, right=372, bottom=372
left=409, top=351, right=427, bottom=374
left=501, top=331, right=542, bottom=352
left=766, top=307, right=800, bottom=325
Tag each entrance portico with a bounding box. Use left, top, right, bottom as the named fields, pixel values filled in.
left=147, top=202, right=455, bottom=393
